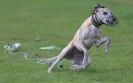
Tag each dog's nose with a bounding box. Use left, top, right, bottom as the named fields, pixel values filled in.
left=112, top=15, right=119, bottom=25
left=112, top=15, right=116, bottom=21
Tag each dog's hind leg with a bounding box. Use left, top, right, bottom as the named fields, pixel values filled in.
left=74, top=41, right=89, bottom=66
left=70, top=48, right=91, bottom=71
left=48, top=42, right=74, bottom=73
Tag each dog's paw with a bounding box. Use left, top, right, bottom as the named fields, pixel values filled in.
left=104, top=48, right=110, bottom=55
left=104, top=48, right=108, bottom=52
left=48, top=68, right=52, bottom=73
left=70, top=64, right=86, bottom=71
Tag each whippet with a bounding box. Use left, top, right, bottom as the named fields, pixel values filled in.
left=43, top=4, right=118, bottom=73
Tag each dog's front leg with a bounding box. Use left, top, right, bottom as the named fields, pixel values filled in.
left=95, top=36, right=111, bottom=52
left=48, top=42, right=73, bottom=73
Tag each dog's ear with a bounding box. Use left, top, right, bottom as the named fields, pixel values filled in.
left=91, top=4, right=105, bottom=14
left=91, top=5, right=98, bottom=14
left=91, top=9, right=96, bottom=14
left=95, top=4, right=105, bottom=8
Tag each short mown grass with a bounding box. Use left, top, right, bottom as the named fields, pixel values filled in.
left=0, top=0, right=133, bottom=83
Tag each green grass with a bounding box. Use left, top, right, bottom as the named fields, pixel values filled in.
left=0, top=0, right=133, bottom=83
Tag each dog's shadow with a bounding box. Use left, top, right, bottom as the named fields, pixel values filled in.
left=53, top=67, right=101, bottom=74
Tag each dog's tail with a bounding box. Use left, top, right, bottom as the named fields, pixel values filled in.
left=23, top=53, right=58, bottom=65
left=22, top=45, right=61, bottom=65
left=36, top=56, right=58, bottom=65
left=36, top=45, right=61, bottom=64
left=23, top=53, right=58, bottom=64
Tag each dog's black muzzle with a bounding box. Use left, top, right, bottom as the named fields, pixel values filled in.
left=112, top=15, right=118, bottom=25
left=107, top=15, right=118, bottom=26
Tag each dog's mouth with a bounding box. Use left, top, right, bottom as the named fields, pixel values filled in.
left=106, top=15, right=118, bottom=26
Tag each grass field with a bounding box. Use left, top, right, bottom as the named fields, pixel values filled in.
left=0, top=0, right=133, bottom=83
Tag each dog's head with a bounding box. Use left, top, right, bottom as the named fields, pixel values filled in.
left=92, top=4, right=118, bottom=26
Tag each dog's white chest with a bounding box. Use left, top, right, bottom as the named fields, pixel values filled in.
left=81, top=27, right=101, bottom=49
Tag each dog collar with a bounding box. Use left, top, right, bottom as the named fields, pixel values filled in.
left=91, top=14, right=103, bottom=27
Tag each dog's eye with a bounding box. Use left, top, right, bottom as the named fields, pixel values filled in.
left=103, top=12, right=108, bottom=15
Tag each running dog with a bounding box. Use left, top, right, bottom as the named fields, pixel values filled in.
left=43, top=4, right=118, bottom=73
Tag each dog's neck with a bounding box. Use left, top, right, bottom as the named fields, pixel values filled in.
left=91, top=14, right=103, bottom=27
